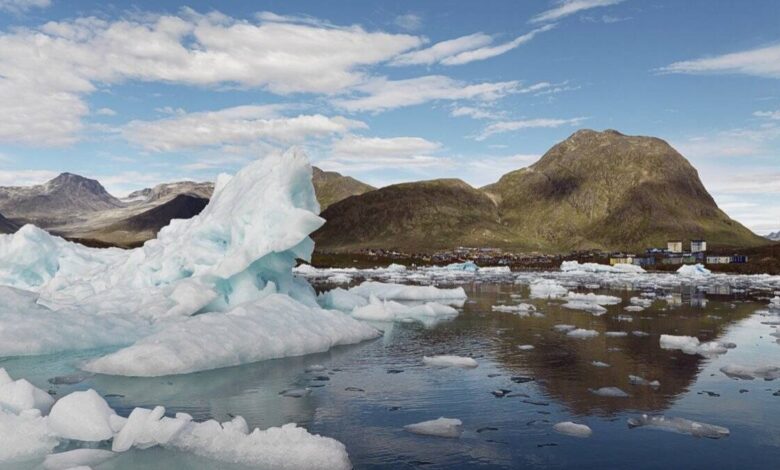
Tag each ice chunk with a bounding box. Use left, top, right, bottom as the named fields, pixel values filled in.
left=567, top=328, right=599, bottom=339
left=677, top=264, right=711, bottom=277
left=423, top=355, right=478, bottom=368
left=0, top=409, right=57, bottom=462
left=605, top=331, right=628, bottom=337
left=85, top=294, right=380, bottom=377
left=48, top=389, right=117, bottom=442
left=720, top=364, right=780, bottom=380
left=769, top=296, right=780, bottom=309
left=629, top=375, right=660, bottom=387
left=491, top=303, right=541, bottom=317
left=317, top=287, right=368, bottom=312
left=627, top=414, right=729, bottom=439
left=0, top=368, right=11, bottom=385
left=350, top=295, right=458, bottom=325
left=565, top=293, right=622, bottom=305
left=590, top=387, right=629, bottom=398
left=347, top=281, right=467, bottom=302
left=553, top=421, right=592, bottom=438
left=445, top=261, right=478, bottom=272
left=386, top=263, right=408, bottom=272
left=553, top=324, right=576, bottom=332
left=404, top=417, right=463, bottom=438
left=529, top=279, right=569, bottom=299
left=560, top=261, right=644, bottom=274
left=591, top=361, right=610, bottom=368
left=659, top=335, right=731, bottom=357
left=43, top=449, right=116, bottom=470
left=561, top=301, right=607, bottom=315
left=0, top=377, right=54, bottom=414
left=517, top=344, right=535, bottom=350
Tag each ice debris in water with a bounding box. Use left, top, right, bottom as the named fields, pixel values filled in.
left=0, top=370, right=352, bottom=469
left=345, top=281, right=467, bottom=302
left=0, top=148, right=380, bottom=376
left=0, top=371, right=54, bottom=415
left=659, top=335, right=734, bottom=357
left=529, top=279, right=569, bottom=299
left=404, top=418, right=463, bottom=438
left=720, top=364, right=780, bottom=380
left=553, top=421, right=592, bottom=438
left=423, top=355, right=478, bottom=368
left=560, top=261, right=644, bottom=274
left=627, top=414, right=730, bottom=439
left=491, top=303, right=542, bottom=317
left=605, top=331, right=628, bottom=337
left=591, top=361, right=610, bottom=368
left=567, top=328, right=600, bottom=339
left=553, top=324, right=577, bottom=332
left=561, top=292, right=621, bottom=315
left=590, top=387, right=630, bottom=398
left=677, top=264, right=711, bottom=277
left=350, top=295, right=459, bottom=326
left=629, top=375, right=660, bottom=387
left=445, top=261, right=479, bottom=272
left=770, top=296, right=780, bottom=310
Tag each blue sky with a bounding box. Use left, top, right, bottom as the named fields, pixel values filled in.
left=0, top=0, right=779, bottom=233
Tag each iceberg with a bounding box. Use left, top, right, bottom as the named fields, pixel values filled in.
left=0, top=149, right=379, bottom=375
left=445, top=261, right=479, bottom=272
left=404, top=417, right=463, bottom=438
left=677, top=264, right=711, bottom=277
left=349, top=295, right=459, bottom=325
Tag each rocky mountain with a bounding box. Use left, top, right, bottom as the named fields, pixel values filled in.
left=312, top=167, right=375, bottom=210
left=315, top=129, right=766, bottom=253
left=766, top=231, right=780, bottom=241
left=126, top=181, right=214, bottom=204
left=0, top=173, right=122, bottom=227
left=0, top=212, right=18, bottom=234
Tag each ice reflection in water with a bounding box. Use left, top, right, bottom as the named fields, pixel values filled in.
left=2, top=277, right=780, bottom=469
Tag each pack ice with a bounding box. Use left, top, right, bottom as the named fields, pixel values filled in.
left=0, top=148, right=379, bottom=376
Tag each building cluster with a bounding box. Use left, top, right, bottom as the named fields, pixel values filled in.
left=609, top=240, right=748, bottom=266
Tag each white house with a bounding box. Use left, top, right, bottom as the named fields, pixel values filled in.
left=667, top=241, right=683, bottom=253
left=691, top=240, right=707, bottom=253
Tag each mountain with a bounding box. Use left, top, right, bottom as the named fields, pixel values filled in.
left=126, top=181, right=214, bottom=204
left=0, top=212, right=18, bottom=234
left=312, top=167, right=375, bottom=210
left=314, top=179, right=515, bottom=252
left=0, top=173, right=122, bottom=227
left=78, top=194, right=209, bottom=247
left=315, top=129, right=766, bottom=253
left=766, top=231, right=780, bottom=241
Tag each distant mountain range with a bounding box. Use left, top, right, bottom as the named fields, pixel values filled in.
left=314, top=129, right=766, bottom=253
left=767, top=231, right=780, bottom=241
left=0, top=130, right=770, bottom=252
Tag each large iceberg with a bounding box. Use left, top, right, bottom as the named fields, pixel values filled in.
left=0, top=148, right=379, bottom=375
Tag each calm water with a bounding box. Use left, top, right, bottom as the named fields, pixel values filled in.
left=3, top=279, right=780, bottom=469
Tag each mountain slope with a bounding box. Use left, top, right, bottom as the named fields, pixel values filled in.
left=126, top=181, right=214, bottom=204
left=0, top=212, right=18, bottom=234
left=0, top=173, right=122, bottom=226
left=315, top=129, right=765, bottom=253
left=312, top=167, right=375, bottom=210
left=766, top=231, right=780, bottom=241
left=313, top=178, right=517, bottom=252
left=483, top=129, right=764, bottom=251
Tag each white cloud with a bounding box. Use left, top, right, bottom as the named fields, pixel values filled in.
left=674, top=123, right=780, bottom=158
left=476, top=117, right=586, bottom=140
left=660, top=44, right=780, bottom=79
left=0, top=169, right=58, bottom=187
left=450, top=106, right=504, bottom=120
left=463, top=154, right=541, bottom=186
left=333, top=75, right=521, bottom=112
left=0, top=10, right=421, bottom=146
left=95, top=107, right=117, bottom=116
left=391, top=33, right=493, bottom=66
left=122, top=105, right=367, bottom=152
left=440, top=25, right=555, bottom=65
left=755, top=110, right=780, bottom=120
left=394, top=13, right=422, bottom=31
left=319, top=134, right=450, bottom=171
left=0, top=0, right=50, bottom=13
left=531, top=0, right=625, bottom=24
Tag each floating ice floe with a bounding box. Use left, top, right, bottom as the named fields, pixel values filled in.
left=491, top=303, right=543, bottom=317
left=659, top=335, right=735, bottom=357
left=590, top=387, right=630, bottom=398
left=770, top=296, right=780, bottom=310
left=553, top=324, right=577, bottom=332
left=561, top=292, right=621, bottom=316
left=529, top=279, right=569, bottom=299
left=345, top=281, right=467, bottom=303
left=349, top=295, right=459, bottom=326
left=423, top=355, right=478, bottom=368
left=553, top=421, right=592, bottom=438
left=677, top=264, right=711, bottom=277
left=560, top=261, right=644, bottom=274
left=404, top=418, right=463, bottom=438
left=0, top=149, right=381, bottom=377
left=517, top=344, right=535, bottom=351
left=0, top=370, right=352, bottom=469
left=628, top=375, right=660, bottom=387
left=591, top=361, right=610, bottom=368
left=627, top=414, right=729, bottom=439
left=720, top=364, right=780, bottom=380
left=605, top=331, right=628, bottom=337
left=567, top=328, right=599, bottom=339
left=0, top=372, right=54, bottom=415
left=445, top=261, right=479, bottom=272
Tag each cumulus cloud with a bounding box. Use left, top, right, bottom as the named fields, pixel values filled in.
left=0, top=10, right=421, bottom=146
left=122, top=105, right=367, bottom=152
left=319, top=134, right=450, bottom=171
left=476, top=117, right=586, bottom=140
left=660, top=44, right=780, bottom=79
left=531, top=0, right=625, bottom=24
left=333, top=75, right=521, bottom=112
left=0, top=0, right=50, bottom=13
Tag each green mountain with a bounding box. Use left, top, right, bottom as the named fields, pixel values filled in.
left=312, top=167, right=375, bottom=210
left=314, top=129, right=766, bottom=253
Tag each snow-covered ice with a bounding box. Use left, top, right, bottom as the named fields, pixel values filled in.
left=48, top=389, right=116, bottom=441
left=346, top=281, right=467, bottom=302
left=529, top=279, right=568, bottom=299
left=404, top=418, right=463, bottom=438
left=423, top=355, right=478, bottom=368
left=553, top=421, right=592, bottom=438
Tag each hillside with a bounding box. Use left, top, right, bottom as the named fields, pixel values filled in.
left=312, top=167, right=375, bottom=210
left=313, top=178, right=519, bottom=252
left=315, top=129, right=766, bottom=253
left=0, top=212, right=18, bottom=234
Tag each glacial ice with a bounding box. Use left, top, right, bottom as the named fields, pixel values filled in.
left=349, top=295, right=459, bottom=326
left=404, top=417, right=463, bottom=438
left=677, top=264, right=711, bottom=277
left=553, top=421, right=592, bottom=438
left=0, top=374, right=54, bottom=414
left=720, top=364, right=780, bottom=380
left=659, top=335, right=733, bottom=357
left=627, top=414, right=730, bottom=439
left=0, top=409, right=57, bottom=462
left=423, top=355, right=478, bottom=368
left=529, top=279, right=569, bottom=299
left=346, top=281, right=467, bottom=302
left=0, top=148, right=380, bottom=375
left=446, top=261, right=479, bottom=272
left=43, top=449, right=116, bottom=470
left=47, top=389, right=117, bottom=442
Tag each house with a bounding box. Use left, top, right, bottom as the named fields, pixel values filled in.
left=691, top=240, right=707, bottom=253
left=610, top=255, right=635, bottom=265
left=731, top=255, right=748, bottom=264
left=667, top=241, right=683, bottom=253
left=706, top=256, right=731, bottom=264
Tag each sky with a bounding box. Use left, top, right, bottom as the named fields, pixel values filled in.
left=0, top=0, right=778, bottom=234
